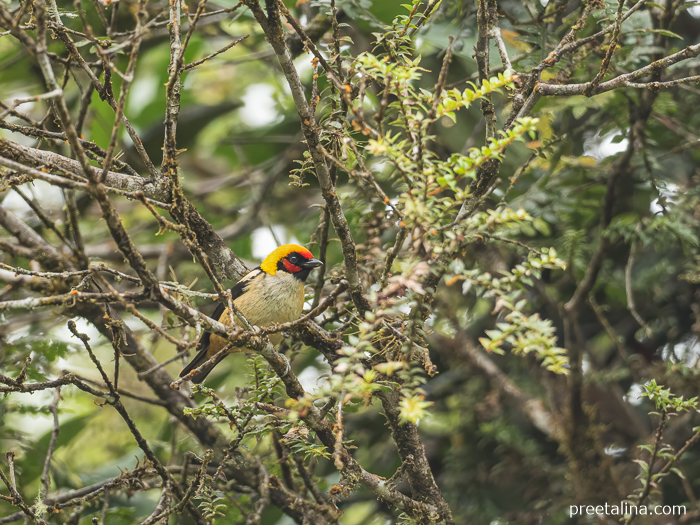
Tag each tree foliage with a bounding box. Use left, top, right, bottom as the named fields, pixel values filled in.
left=1, top=0, right=700, bottom=524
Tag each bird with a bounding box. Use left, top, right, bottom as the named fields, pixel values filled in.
left=179, top=244, right=323, bottom=384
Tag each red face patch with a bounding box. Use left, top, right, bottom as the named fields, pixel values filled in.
left=282, top=259, right=301, bottom=273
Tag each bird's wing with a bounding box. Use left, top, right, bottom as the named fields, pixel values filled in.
left=179, top=268, right=262, bottom=382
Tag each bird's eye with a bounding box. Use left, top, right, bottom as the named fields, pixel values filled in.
left=289, top=255, right=299, bottom=264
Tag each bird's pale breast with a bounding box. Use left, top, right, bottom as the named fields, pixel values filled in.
left=206, top=272, right=305, bottom=356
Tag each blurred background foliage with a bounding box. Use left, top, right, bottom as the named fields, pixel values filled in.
left=2, top=0, right=700, bottom=523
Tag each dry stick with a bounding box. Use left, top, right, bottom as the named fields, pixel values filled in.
left=318, top=144, right=405, bottom=221
left=510, top=0, right=597, bottom=121
left=0, top=290, right=147, bottom=312
left=310, top=204, right=330, bottom=309
left=0, top=463, right=45, bottom=525
left=245, top=0, right=369, bottom=314
left=67, top=322, right=208, bottom=525
left=274, top=0, right=374, bottom=133
left=0, top=99, right=38, bottom=125
left=0, top=371, right=107, bottom=399
left=99, top=0, right=147, bottom=183
left=88, top=0, right=109, bottom=32
left=333, top=396, right=345, bottom=470
left=15, top=358, right=31, bottom=386
left=625, top=412, right=668, bottom=525
left=0, top=154, right=91, bottom=191
left=175, top=450, right=212, bottom=514
left=0, top=262, right=197, bottom=292
left=0, top=89, right=63, bottom=120
left=154, top=1, right=249, bottom=282
left=67, top=321, right=115, bottom=394
left=0, top=132, right=140, bottom=179
left=138, top=347, right=192, bottom=380
left=181, top=0, right=209, bottom=57
left=588, top=295, right=630, bottom=363
left=93, top=272, right=186, bottom=348
left=538, top=43, right=700, bottom=97
left=625, top=234, right=653, bottom=337
left=0, top=466, right=163, bottom=525
left=98, top=490, right=109, bottom=525
left=109, top=0, right=119, bottom=36
left=40, top=387, right=61, bottom=519
left=5, top=453, right=16, bottom=491
left=161, top=0, right=187, bottom=172
left=426, top=41, right=452, bottom=112
left=491, top=7, right=512, bottom=72
left=379, top=227, right=408, bottom=289
left=584, top=0, right=625, bottom=96
left=12, top=186, right=77, bottom=255
left=183, top=34, right=249, bottom=70
left=47, top=25, right=158, bottom=178
left=245, top=457, right=270, bottom=522
left=1, top=181, right=296, bottom=519
left=0, top=160, right=173, bottom=210
left=74, top=375, right=169, bottom=407
left=63, top=188, right=89, bottom=268
left=71, top=0, right=97, bottom=43
left=274, top=1, right=344, bottom=94
left=138, top=481, right=170, bottom=525
left=475, top=0, right=496, bottom=140
left=626, top=75, right=700, bottom=89
left=93, top=15, right=162, bottom=55
left=111, top=4, right=243, bottom=38
left=9, top=3, right=160, bottom=295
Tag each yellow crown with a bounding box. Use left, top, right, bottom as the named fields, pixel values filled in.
left=260, top=244, right=313, bottom=275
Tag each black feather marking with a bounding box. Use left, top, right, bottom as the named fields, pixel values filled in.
left=179, top=269, right=260, bottom=382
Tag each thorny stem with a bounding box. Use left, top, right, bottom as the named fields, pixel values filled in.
left=40, top=387, right=62, bottom=519
left=67, top=322, right=207, bottom=524
left=244, top=0, right=369, bottom=315
left=625, top=412, right=667, bottom=525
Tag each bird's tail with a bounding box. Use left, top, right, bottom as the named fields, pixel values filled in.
left=179, top=346, right=228, bottom=384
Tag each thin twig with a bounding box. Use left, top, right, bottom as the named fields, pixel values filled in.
left=183, top=34, right=249, bottom=70
left=40, top=387, right=61, bottom=518
left=625, top=233, right=653, bottom=337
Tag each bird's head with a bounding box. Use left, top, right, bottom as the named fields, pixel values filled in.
left=259, top=244, right=323, bottom=281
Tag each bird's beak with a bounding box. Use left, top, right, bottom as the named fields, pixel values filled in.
left=302, top=258, right=323, bottom=269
